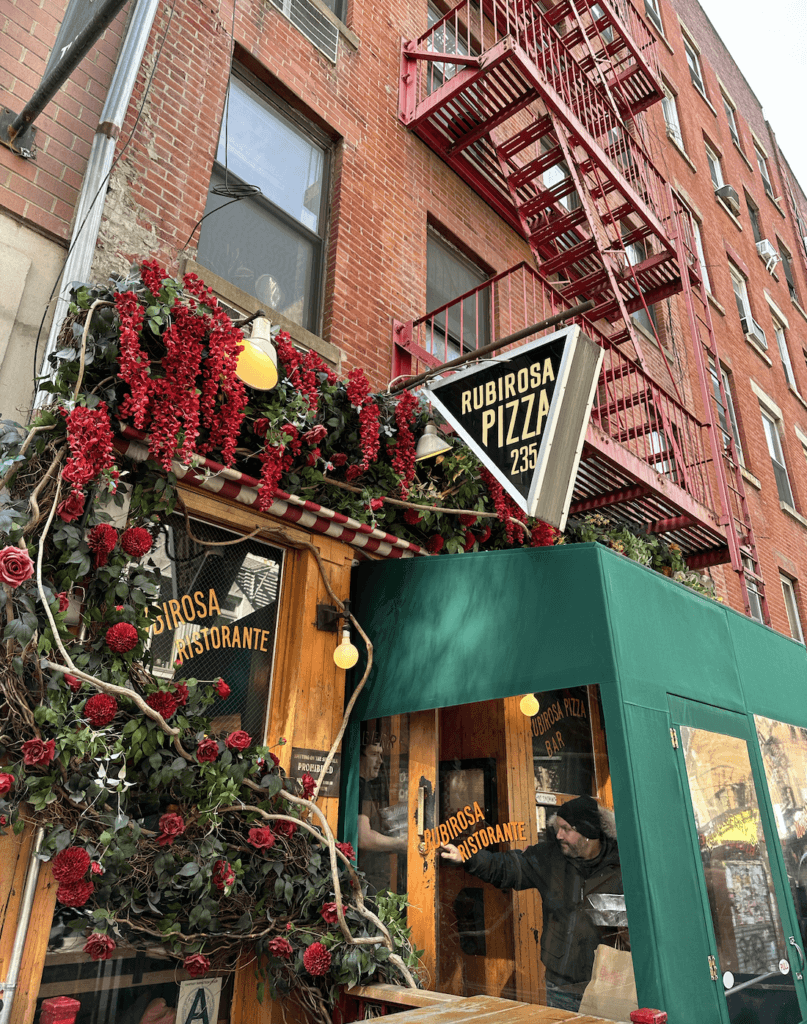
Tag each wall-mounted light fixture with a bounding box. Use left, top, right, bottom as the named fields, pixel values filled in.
left=235, top=315, right=278, bottom=391
left=316, top=599, right=359, bottom=670
left=519, top=693, right=540, bottom=717
left=415, top=418, right=451, bottom=461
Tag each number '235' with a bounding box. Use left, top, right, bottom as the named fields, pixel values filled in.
left=510, top=443, right=537, bottom=474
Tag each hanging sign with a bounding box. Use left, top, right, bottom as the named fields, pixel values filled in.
left=424, top=326, right=603, bottom=530
left=177, top=978, right=222, bottom=1024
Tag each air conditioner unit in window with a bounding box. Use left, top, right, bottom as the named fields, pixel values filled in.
left=715, top=184, right=741, bottom=215
left=740, top=315, right=767, bottom=349
left=756, top=238, right=781, bottom=274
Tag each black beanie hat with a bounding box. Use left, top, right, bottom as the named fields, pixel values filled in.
left=557, top=795, right=602, bottom=839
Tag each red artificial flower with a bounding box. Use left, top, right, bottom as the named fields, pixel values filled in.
left=183, top=953, right=210, bottom=979
left=212, top=859, right=235, bottom=891
left=275, top=819, right=297, bottom=838
left=357, top=401, right=381, bottom=472
left=56, top=591, right=70, bottom=612
left=90, top=861, right=104, bottom=875
left=336, top=841, right=356, bottom=861
left=346, top=368, right=371, bottom=407
left=56, top=879, right=94, bottom=907
left=61, top=404, right=115, bottom=490
left=196, top=738, right=219, bottom=763
left=52, top=846, right=91, bottom=883
left=530, top=520, right=560, bottom=547
left=403, top=508, right=422, bottom=525
left=247, top=826, right=276, bottom=849
left=105, top=621, right=139, bottom=653
left=120, top=526, right=153, bottom=558
left=321, top=902, right=339, bottom=924
left=56, top=491, right=86, bottom=523
left=0, top=545, right=35, bottom=587
left=64, top=673, right=82, bottom=693
left=368, top=498, right=384, bottom=512
left=480, top=468, right=527, bottom=544
left=140, top=259, right=166, bottom=296
left=345, top=464, right=362, bottom=482
left=463, top=531, right=477, bottom=553
left=268, top=751, right=280, bottom=767
left=114, top=290, right=150, bottom=429
left=156, top=812, right=185, bottom=847
left=426, top=535, right=444, bottom=554
left=84, top=694, right=118, bottom=729
left=303, top=424, right=328, bottom=445
left=0, top=773, right=13, bottom=795
left=268, top=937, right=293, bottom=959
left=225, top=730, right=252, bottom=752
left=83, top=933, right=116, bottom=961
left=306, top=447, right=321, bottom=467
left=392, top=389, right=419, bottom=497
left=214, top=678, right=230, bottom=699
left=87, top=524, right=118, bottom=568
left=476, top=525, right=492, bottom=544
left=301, top=773, right=317, bottom=798
left=174, top=683, right=189, bottom=706
left=146, top=691, right=179, bottom=720
left=303, top=941, right=332, bottom=976
left=331, top=452, right=348, bottom=467
left=253, top=417, right=270, bottom=438
left=458, top=513, right=478, bottom=526
left=22, top=738, right=55, bottom=767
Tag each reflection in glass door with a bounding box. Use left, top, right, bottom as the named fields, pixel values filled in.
left=679, top=724, right=802, bottom=1024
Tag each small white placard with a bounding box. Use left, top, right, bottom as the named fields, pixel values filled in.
left=535, top=792, right=559, bottom=805
left=177, top=977, right=222, bottom=1024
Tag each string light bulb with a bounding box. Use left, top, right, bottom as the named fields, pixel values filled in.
left=235, top=316, right=278, bottom=391
left=520, top=693, right=540, bottom=717
left=333, top=625, right=359, bottom=670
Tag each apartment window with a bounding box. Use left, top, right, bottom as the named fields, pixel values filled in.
left=754, top=143, right=774, bottom=198
left=542, top=140, right=580, bottom=212
left=778, top=240, right=799, bottom=303
left=644, top=0, right=663, bottom=33
left=745, top=193, right=762, bottom=244
left=761, top=407, right=794, bottom=506
left=624, top=232, right=657, bottom=334
left=708, top=356, right=744, bottom=464
left=661, top=85, right=682, bottom=146
left=770, top=317, right=797, bottom=390
left=730, top=264, right=766, bottom=348
left=722, top=94, right=740, bottom=148
left=426, top=3, right=472, bottom=92
left=780, top=574, right=804, bottom=643
left=683, top=35, right=705, bottom=94
left=705, top=144, right=723, bottom=191
left=690, top=213, right=710, bottom=292
left=425, top=230, right=490, bottom=359
left=742, top=555, right=764, bottom=623
left=197, top=75, right=330, bottom=333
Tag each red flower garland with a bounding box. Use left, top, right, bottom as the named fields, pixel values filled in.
left=62, top=404, right=115, bottom=490
left=114, top=291, right=150, bottom=428
left=358, top=401, right=381, bottom=472
left=392, top=390, right=419, bottom=497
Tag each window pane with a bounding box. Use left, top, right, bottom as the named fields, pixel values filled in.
left=774, top=324, right=796, bottom=388
left=358, top=719, right=410, bottom=895
left=779, top=578, right=804, bottom=642
left=761, top=412, right=794, bottom=505
left=426, top=233, right=490, bottom=358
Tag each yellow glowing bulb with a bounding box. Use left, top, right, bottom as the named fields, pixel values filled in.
left=236, top=340, right=279, bottom=391
left=520, top=693, right=540, bottom=717
left=333, top=627, right=359, bottom=670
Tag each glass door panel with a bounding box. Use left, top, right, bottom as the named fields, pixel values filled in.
left=680, top=724, right=802, bottom=1024
left=755, top=716, right=807, bottom=950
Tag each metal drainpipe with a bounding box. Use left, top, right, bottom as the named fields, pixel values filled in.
left=0, top=827, right=45, bottom=1024
left=36, top=0, right=160, bottom=401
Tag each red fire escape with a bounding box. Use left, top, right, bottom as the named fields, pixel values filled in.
left=394, top=0, right=768, bottom=620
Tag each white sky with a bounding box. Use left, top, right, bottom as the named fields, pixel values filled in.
left=697, top=0, right=807, bottom=195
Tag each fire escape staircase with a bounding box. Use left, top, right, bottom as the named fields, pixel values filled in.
left=397, top=0, right=768, bottom=619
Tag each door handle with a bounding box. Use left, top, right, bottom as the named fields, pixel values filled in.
left=789, top=935, right=804, bottom=979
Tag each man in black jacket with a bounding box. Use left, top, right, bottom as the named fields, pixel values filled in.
left=440, top=795, right=624, bottom=1011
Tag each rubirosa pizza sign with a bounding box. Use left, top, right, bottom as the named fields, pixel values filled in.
left=424, top=325, right=603, bottom=530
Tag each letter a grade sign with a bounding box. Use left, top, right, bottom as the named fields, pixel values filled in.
left=424, top=326, right=603, bottom=530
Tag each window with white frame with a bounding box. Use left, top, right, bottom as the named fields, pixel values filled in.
left=689, top=210, right=710, bottom=292
left=760, top=407, right=794, bottom=506
left=772, top=316, right=797, bottom=389
left=644, top=0, right=663, bottom=33
left=722, top=94, right=740, bottom=148
left=542, top=139, right=581, bottom=213
left=708, top=355, right=744, bottom=465
left=705, top=143, right=724, bottom=191
left=754, top=142, right=774, bottom=198
left=742, top=554, right=764, bottom=623
left=197, top=73, right=330, bottom=333
left=778, top=239, right=799, bottom=304
left=729, top=264, right=766, bottom=347
left=624, top=230, right=657, bottom=334
left=683, top=35, right=705, bottom=94
left=662, top=84, right=682, bottom=145
left=780, top=574, right=804, bottom=643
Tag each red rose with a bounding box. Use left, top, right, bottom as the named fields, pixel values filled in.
left=225, top=730, right=252, bottom=752
left=268, top=936, right=293, bottom=959
left=303, top=941, right=331, bottom=976
left=212, top=859, right=235, bottom=891
left=120, top=526, right=153, bottom=558
left=57, top=591, right=70, bottom=612
left=22, top=738, right=55, bottom=767
left=0, top=545, right=35, bottom=587
left=174, top=683, right=189, bottom=706
left=183, top=953, right=210, bottom=978
left=0, top=816, right=7, bottom=827
left=156, top=812, right=185, bottom=847
left=253, top=418, right=270, bottom=438
left=64, top=673, right=82, bottom=693
left=247, top=826, right=276, bottom=849
left=83, top=932, right=116, bottom=961
left=105, top=621, right=139, bottom=653
left=336, top=841, right=356, bottom=861
left=56, top=879, right=94, bottom=906
left=321, top=902, right=339, bottom=924
left=214, top=678, right=230, bottom=699
left=146, top=691, right=179, bottom=720
left=345, top=464, right=362, bottom=481
left=56, top=491, right=86, bottom=523
left=368, top=498, right=384, bottom=511
left=269, top=751, right=280, bottom=767
left=275, top=820, right=297, bottom=838
left=0, top=773, right=14, bottom=796
left=301, top=773, right=316, bottom=798
left=52, top=846, right=91, bottom=883
left=84, top=693, right=118, bottom=729
left=302, top=424, right=328, bottom=445
left=331, top=452, right=347, bottom=467
left=91, top=861, right=104, bottom=875
left=196, top=738, right=219, bottom=763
